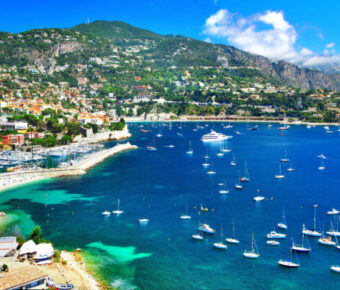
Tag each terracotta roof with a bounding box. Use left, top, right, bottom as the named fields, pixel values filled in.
left=0, top=266, right=48, bottom=289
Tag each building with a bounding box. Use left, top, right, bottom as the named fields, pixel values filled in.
left=0, top=134, right=24, bottom=146
left=0, top=266, right=49, bottom=290
left=0, top=121, right=28, bottom=130
left=0, top=237, right=18, bottom=257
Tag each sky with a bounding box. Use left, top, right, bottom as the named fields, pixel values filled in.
left=1, top=0, right=340, bottom=67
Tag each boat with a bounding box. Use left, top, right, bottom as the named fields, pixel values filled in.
left=278, top=245, right=300, bottom=268
left=330, top=266, right=340, bottom=273
left=307, top=125, right=311, bottom=129
left=267, top=240, right=280, bottom=246
left=165, top=145, right=175, bottom=148
left=54, top=284, right=74, bottom=290
left=317, top=154, right=327, bottom=159
left=275, top=163, right=285, bottom=179
left=326, top=219, right=340, bottom=237
left=267, top=231, right=286, bottom=239
left=318, top=159, right=326, bottom=170
left=186, top=141, right=193, bottom=155
left=198, top=223, right=216, bottom=234
left=243, top=233, right=260, bottom=259
left=216, top=151, right=224, bottom=157
left=214, top=225, right=228, bottom=249
left=112, top=198, right=124, bottom=215
left=292, top=225, right=311, bottom=252
left=327, top=208, right=340, bottom=215
left=254, top=196, right=265, bottom=202
left=249, top=125, right=258, bottom=131
left=223, top=122, right=233, bottom=129
left=192, top=232, right=204, bottom=240
left=147, top=146, right=157, bottom=151
left=139, top=219, right=149, bottom=224
left=225, top=218, right=240, bottom=244
left=277, top=208, right=288, bottom=230
left=0, top=212, right=6, bottom=217
left=206, top=163, right=216, bottom=175
left=302, top=205, right=322, bottom=237
left=202, top=154, right=210, bottom=167
left=230, top=154, right=236, bottom=166
left=201, top=130, right=232, bottom=142
left=239, top=161, right=250, bottom=182
left=286, top=161, right=295, bottom=172
left=235, top=183, right=242, bottom=190
left=156, top=126, right=162, bottom=138
left=219, top=181, right=229, bottom=194
left=200, top=204, right=208, bottom=212
left=268, top=124, right=272, bottom=128
left=281, top=150, right=289, bottom=162
left=140, top=129, right=151, bottom=133
left=180, top=203, right=191, bottom=220
left=278, top=113, right=289, bottom=130
left=318, top=226, right=336, bottom=246
left=235, top=130, right=241, bottom=134
left=220, top=141, right=231, bottom=153
left=102, top=210, right=111, bottom=216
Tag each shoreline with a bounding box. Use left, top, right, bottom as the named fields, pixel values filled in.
left=125, top=118, right=339, bottom=127
left=0, top=142, right=138, bottom=193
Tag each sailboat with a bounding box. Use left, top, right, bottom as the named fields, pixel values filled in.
left=202, top=155, right=210, bottom=167
left=216, top=148, right=224, bottom=157
left=147, top=138, right=157, bottom=151
left=102, top=210, right=111, bottom=216
left=219, top=180, right=229, bottom=194
left=235, top=170, right=243, bottom=189
left=275, top=163, right=285, bottom=179
left=287, top=161, right=295, bottom=172
left=156, top=126, right=162, bottom=138
left=281, top=150, right=289, bottom=162
left=112, top=198, right=124, bottom=215
left=223, top=122, right=233, bottom=129
left=303, top=204, right=322, bottom=237
left=326, top=218, right=340, bottom=237
left=221, top=142, right=231, bottom=153
left=319, top=225, right=336, bottom=246
left=139, top=218, right=149, bottom=224
left=277, top=208, right=288, bottom=230
left=214, top=225, right=228, bottom=249
left=180, top=203, right=191, bottom=220
left=279, top=241, right=300, bottom=268
left=225, top=218, right=240, bottom=244
left=192, top=231, right=204, bottom=240
left=207, top=163, right=216, bottom=175
left=279, top=112, right=289, bottom=130
left=230, top=154, right=236, bottom=166
left=318, top=159, right=326, bottom=170
left=186, top=141, right=193, bottom=155
left=292, top=226, right=311, bottom=252
left=239, top=161, right=250, bottom=182
left=243, top=233, right=260, bottom=258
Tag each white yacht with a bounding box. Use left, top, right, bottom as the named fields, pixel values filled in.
left=266, top=231, right=286, bottom=239
left=192, top=232, right=204, bottom=240
left=254, top=196, right=265, bottom=202
left=327, top=208, right=340, bottom=215
left=244, top=233, right=259, bottom=259
left=266, top=240, right=280, bottom=246
left=213, top=225, right=228, bottom=250
left=225, top=219, right=240, bottom=244
left=201, top=130, right=232, bottom=142
left=112, top=198, right=124, bottom=215
left=330, top=266, right=340, bottom=273
left=198, top=223, right=216, bottom=234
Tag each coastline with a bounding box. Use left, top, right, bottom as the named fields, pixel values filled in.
left=0, top=142, right=138, bottom=193
left=125, top=117, right=339, bottom=126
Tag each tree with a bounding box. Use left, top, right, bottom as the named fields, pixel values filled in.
left=29, top=226, right=43, bottom=244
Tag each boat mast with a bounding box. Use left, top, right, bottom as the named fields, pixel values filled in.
left=313, top=204, right=318, bottom=231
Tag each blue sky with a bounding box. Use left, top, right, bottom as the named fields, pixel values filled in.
left=1, top=0, right=339, bottom=66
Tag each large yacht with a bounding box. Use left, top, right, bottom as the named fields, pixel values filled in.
left=201, top=130, right=232, bottom=142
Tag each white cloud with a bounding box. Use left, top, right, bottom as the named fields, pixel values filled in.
left=326, top=42, right=335, bottom=49
left=204, top=38, right=212, bottom=43
left=203, top=9, right=340, bottom=68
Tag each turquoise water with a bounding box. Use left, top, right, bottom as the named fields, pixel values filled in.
left=1, top=122, right=340, bottom=289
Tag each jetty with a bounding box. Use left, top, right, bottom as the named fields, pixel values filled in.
left=0, top=142, right=137, bottom=192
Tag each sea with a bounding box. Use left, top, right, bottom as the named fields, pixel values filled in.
left=1, top=122, right=340, bottom=289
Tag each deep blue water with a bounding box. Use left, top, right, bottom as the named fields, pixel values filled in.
left=1, top=122, right=340, bottom=289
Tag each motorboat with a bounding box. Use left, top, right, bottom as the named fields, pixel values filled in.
left=254, top=196, right=265, bottom=202
left=201, top=130, right=232, bottom=142
left=267, top=231, right=286, bottom=239
left=327, top=208, right=340, bottom=215
left=266, top=240, right=280, bottom=246
left=139, top=219, right=149, bottom=224
left=331, top=266, right=340, bottom=273
left=102, top=211, right=111, bottom=216
left=198, top=223, right=216, bottom=234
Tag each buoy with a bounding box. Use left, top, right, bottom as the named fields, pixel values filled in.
left=168, top=237, right=171, bottom=241
left=212, top=208, right=215, bottom=212
left=194, top=206, right=197, bottom=209
left=271, top=197, right=273, bottom=200
left=198, top=211, right=201, bottom=215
